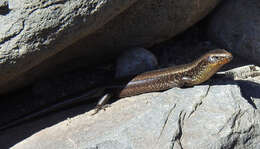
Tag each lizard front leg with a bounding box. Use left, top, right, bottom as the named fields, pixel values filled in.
left=92, top=93, right=112, bottom=115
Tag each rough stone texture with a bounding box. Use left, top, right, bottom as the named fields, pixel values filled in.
left=0, top=0, right=9, bottom=15
left=10, top=65, right=260, bottom=149
left=0, top=0, right=138, bottom=94
left=217, top=65, right=260, bottom=80
left=0, top=0, right=221, bottom=94
left=207, top=0, right=260, bottom=65
left=115, top=47, right=158, bottom=78
left=0, top=0, right=8, bottom=8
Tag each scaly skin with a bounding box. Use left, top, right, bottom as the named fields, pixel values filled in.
left=114, top=49, right=233, bottom=97
left=0, top=49, right=233, bottom=130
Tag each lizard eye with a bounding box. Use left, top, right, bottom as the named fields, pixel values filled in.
left=208, top=56, right=218, bottom=63
left=214, top=56, right=221, bottom=60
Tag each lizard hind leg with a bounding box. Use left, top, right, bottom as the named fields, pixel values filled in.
left=92, top=93, right=112, bottom=115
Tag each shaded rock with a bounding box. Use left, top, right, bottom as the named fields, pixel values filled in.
left=115, top=47, right=158, bottom=78
left=0, top=0, right=138, bottom=94
left=0, top=0, right=8, bottom=9
left=10, top=68, right=260, bottom=148
left=218, top=65, right=260, bottom=109
left=0, top=0, right=221, bottom=94
left=207, top=0, right=260, bottom=65
left=0, top=0, right=9, bottom=15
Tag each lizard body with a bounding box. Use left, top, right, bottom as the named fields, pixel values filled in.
left=0, top=49, right=232, bottom=130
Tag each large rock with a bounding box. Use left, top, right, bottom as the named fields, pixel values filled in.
left=3, top=65, right=260, bottom=149
left=207, top=0, right=260, bottom=65
left=0, top=0, right=138, bottom=94
left=0, top=0, right=221, bottom=94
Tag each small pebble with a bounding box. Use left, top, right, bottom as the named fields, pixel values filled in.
left=115, top=47, right=158, bottom=78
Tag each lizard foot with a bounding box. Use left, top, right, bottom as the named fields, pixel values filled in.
left=92, top=93, right=112, bottom=115
left=91, top=104, right=111, bottom=115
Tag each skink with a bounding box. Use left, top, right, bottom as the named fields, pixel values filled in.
left=0, top=49, right=233, bottom=130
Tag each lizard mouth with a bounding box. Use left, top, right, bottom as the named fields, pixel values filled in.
left=225, top=54, right=233, bottom=63
left=222, top=52, right=233, bottom=64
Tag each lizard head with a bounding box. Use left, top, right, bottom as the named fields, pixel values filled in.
left=203, top=49, right=233, bottom=67
left=189, top=49, right=233, bottom=85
